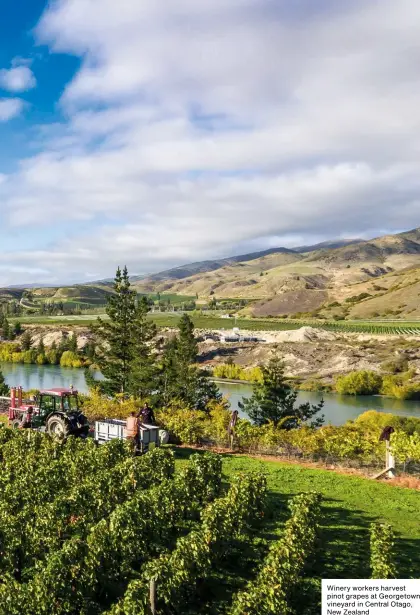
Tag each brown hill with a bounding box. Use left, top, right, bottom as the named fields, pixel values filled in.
left=132, top=227, right=420, bottom=317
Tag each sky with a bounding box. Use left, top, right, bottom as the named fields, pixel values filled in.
left=0, top=0, right=420, bottom=286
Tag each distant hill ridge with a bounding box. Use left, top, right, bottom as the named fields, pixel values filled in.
left=2, top=227, right=420, bottom=320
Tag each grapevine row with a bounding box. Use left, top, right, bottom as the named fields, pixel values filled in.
left=1, top=446, right=175, bottom=578
left=107, top=471, right=267, bottom=615
left=370, top=521, right=396, bottom=579
left=229, top=492, right=322, bottom=615
left=0, top=453, right=222, bottom=615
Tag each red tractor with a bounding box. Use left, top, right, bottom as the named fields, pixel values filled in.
left=8, top=386, right=89, bottom=440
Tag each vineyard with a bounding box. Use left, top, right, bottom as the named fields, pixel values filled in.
left=0, top=431, right=418, bottom=614
left=11, top=312, right=420, bottom=335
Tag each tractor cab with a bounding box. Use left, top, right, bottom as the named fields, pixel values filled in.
left=9, top=386, right=89, bottom=440
left=37, top=387, right=80, bottom=415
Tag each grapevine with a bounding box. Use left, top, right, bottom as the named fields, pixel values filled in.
left=370, top=521, right=396, bottom=579
left=107, top=471, right=267, bottom=614
left=0, top=449, right=222, bottom=615
left=229, top=492, right=322, bottom=615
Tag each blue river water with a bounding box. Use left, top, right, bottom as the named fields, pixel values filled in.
left=1, top=363, right=420, bottom=426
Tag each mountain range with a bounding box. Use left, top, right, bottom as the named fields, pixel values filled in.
left=128, top=228, right=420, bottom=319
left=2, top=229, right=420, bottom=319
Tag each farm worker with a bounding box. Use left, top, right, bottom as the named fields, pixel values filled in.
left=137, top=402, right=156, bottom=425
left=125, top=412, right=139, bottom=441
left=20, top=407, right=33, bottom=428
left=228, top=410, right=238, bottom=449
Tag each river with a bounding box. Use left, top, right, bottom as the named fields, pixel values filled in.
left=1, top=363, right=420, bottom=426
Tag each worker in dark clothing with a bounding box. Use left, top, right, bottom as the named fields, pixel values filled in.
left=137, top=402, right=156, bottom=425
left=228, top=410, right=238, bottom=449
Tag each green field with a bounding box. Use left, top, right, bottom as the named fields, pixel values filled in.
left=176, top=449, right=420, bottom=614
left=8, top=312, right=420, bottom=334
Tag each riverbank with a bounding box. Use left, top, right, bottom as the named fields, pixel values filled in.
left=2, top=362, right=420, bottom=424
left=2, top=322, right=420, bottom=382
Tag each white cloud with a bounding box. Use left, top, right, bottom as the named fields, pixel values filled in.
left=0, top=64, right=36, bottom=93
left=1, top=0, right=420, bottom=284
left=0, top=98, right=24, bottom=121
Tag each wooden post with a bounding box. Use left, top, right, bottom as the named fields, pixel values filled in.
left=386, top=440, right=396, bottom=478
left=149, top=579, right=157, bottom=615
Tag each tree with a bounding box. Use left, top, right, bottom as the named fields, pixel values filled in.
left=21, top=330, right=32, bottom=351
left=58, top=335, right=69, bottom=355
left=37, top=336, right=46, bottom=356
left=177, top=314, right=198, bottom=364
left=239, top=355, right=324, bottom=429
left=92, top=266, right=137, bottom=395
left=160, top=314, right=220, bottom=410
left=0, top=369, right=9, bottom=396
left=14, top=322, right=22, bottom=336
left=83, top=340, right=96, bottom=361
left=128, top=296, right=160, bottom=400
left=2, top=318, right=11, bottom=340
left=68, top=333, right=78, bottom=353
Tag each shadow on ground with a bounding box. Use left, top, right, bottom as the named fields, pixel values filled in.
left=173, top=447, right=420, bottom=615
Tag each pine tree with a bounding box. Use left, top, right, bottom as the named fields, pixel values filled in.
left=58, top=335, right=69, bottom=355
left=14, top=322, right=22, bottom=336
left=21, top=330, right=32, bottom=351
left=238, top=355, right=324, bottom=428
left=178, top=314, right=198, bottom=364
left=83, top=340, right=96, bottom=360
left=68, top=333, right=78, bottom=353
left=37, top=336, right=46, bottom=356
left=128, top=296, right=160, bottom=400
left=92, top=266, right=137, bottom=395
left=0, top=369, right=9, bottom=396
left=2, top=318, right=10, bottom=340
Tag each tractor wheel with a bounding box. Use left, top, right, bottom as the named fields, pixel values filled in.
left=11, top=419, right=21, bottom=429
left=46, top=415, right=71, bottom=440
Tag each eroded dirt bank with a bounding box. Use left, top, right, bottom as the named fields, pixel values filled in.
left=9, top=324, right=419, bottom=383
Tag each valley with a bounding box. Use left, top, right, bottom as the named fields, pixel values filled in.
left=3, top=227, right=420, bottom=321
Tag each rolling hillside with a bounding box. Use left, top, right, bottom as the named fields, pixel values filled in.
left=131, top=227, right=420, bottom=318
left=2, top=227, right=420, bottom=319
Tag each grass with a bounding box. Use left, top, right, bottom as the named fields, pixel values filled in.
left=174, top=448, right=420, bottom=614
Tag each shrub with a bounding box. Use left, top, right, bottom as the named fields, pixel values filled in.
left=299, top=379, right=332, bottom=392
left=381, top=358, right=409, bottom=374
left=81, top=390, right=141, bottom=422
left=60, top=351, right=83, bottom=368
left=335, top=370, right=382, bottom=395
left=212, top=363, right=263, bottom=383
left=381, top=371, right=420, bottom=400
left=155, top=407, right=206, bottom=445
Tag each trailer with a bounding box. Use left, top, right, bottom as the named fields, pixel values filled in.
left=94, top=418, right=168, bottom=453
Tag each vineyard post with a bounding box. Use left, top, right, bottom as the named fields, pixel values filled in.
left=385, top=440, right=395, bottom=478
left=149, top=579, right=157, bottom=615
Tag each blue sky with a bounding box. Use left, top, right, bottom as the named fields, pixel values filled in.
left=0, top=0, right=420, bottom=286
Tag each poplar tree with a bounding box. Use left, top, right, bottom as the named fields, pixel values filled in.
left=92, top=266, right=137, bottom=395
left=239, top=355, right=325, bottom=428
